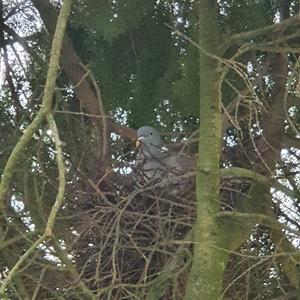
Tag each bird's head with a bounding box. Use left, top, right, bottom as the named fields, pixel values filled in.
left=136, top=126, right=163, bottom=150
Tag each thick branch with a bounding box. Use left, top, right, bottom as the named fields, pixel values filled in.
left=220, top=167, right=295, bottom=198
left=184, top=1, right=224, bottom=299
left=0, top=0, right=70, bottom=211
left=32, top=0, right=110, bottom=162
left=225, top=15, right=300, bottom=48
left=0, top=0, right=72, bottom=295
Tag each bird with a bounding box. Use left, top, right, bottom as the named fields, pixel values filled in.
left=135, top=126, right=188, bottom=183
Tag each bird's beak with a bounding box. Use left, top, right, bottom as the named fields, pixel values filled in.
left=135, top=136, right=144, bottom=148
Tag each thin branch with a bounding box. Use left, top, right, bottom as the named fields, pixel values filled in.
left=44, top=114, right=65, bottom=236
left=51, top=238, right=97, bottom=300
left=0, top=235, right=45, bottom=296
left=145, top=230, right=193, bottom=300
left=55, top=110, right=111, bottom=119
left=31, top=267, right=47, bottom=300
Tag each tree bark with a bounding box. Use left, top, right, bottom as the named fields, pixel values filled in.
left=184, top=1, right=226, bottom=299
left=32, top=0, right=110, bottom=167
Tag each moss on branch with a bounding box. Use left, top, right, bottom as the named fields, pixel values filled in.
left=0, top=0, right=73, bottom=296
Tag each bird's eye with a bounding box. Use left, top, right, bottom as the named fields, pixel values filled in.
left=150, top=132, right=153, bottom=135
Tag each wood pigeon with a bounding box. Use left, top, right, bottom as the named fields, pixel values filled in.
left=135, top=126, right=188, bottom=182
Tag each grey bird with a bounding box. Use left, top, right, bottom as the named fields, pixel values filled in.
left=135, top=126, right=187, bottom=181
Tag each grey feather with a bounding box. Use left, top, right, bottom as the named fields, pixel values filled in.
left=135, top=126, right=187, bottom=181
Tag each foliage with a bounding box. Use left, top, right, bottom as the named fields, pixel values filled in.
left=0, top=0, right=300, bottom=299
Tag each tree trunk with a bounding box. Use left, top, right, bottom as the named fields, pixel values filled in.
left=184, top=1, right=227, bottom=299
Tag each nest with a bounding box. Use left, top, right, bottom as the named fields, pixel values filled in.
left=59, top=167, right=196, bottom=299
